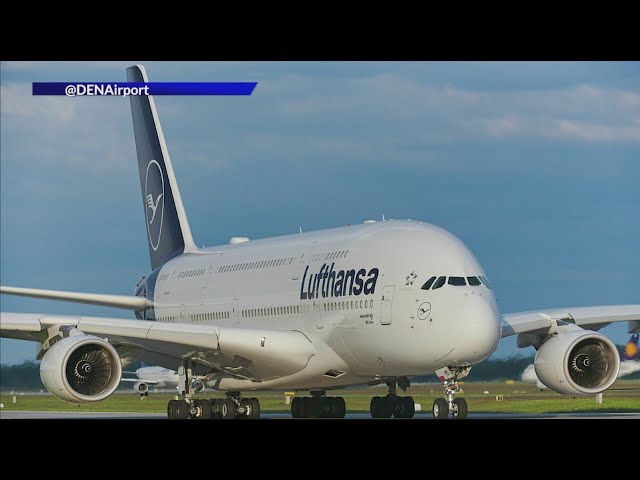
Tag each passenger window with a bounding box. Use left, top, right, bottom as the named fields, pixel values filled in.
left=421, top=276, right=437, bottom=290
left=467, top=276, right=481, bottom=286
left=448, top=277, right=466, bottom=286
left=432, top=276, right=446, bottom=289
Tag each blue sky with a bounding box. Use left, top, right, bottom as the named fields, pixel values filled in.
left=1, top=61, right=639, bottom=366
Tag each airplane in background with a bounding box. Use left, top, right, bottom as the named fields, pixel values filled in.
left=1, top=65, right=639, bottom=420
left=521, top=334, right=640, bottom=390
left=120, top=365, right=180, bottom=397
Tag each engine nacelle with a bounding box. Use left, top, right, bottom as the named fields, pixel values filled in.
left=534, top=330, right=620, bottom=396
left=40, top=335, right=122, bottom=404
left=134, top=382, right=149, bottom=394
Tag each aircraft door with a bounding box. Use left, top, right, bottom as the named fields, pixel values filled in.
left=313, top=300, right=323, bottom=329
left=233, top=299, right=240, bottom=325
left=380, top=285, right=395, bottom=325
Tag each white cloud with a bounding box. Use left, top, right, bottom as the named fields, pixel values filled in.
left=1, top=82, right=133, bottom=174
left=1, top=83, right=77, bottom=122
left=248, top=73, right=640, bottom=145
left=557, top=119, right=640, bottom=142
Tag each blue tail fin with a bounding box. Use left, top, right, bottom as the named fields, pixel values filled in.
left=623, top=334, right=639, bottom=361
left=126, top=65, right=196, bottom=270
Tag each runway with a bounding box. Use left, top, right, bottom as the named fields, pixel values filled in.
left=2, top=411, right=638, bottom=419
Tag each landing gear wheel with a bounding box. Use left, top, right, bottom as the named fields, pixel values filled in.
left=432, top=398, right=449, bottom=419
left=391, top=396, right=415, bottom=418
left=334, top=397, right=346, bottom=418
left=210, top=398, right=224, bottom=419
left=291, top=397, right=303, bottom=418
left=393, top=397, right=404, bottom=418
left=175, top=400, right=189, bottom=419
left=452, top=397, right=468, bottom=419
left=247, top=398, right=261, bottom=419
left=167, top=399, right=178, bottom=419
left=371, top=396, right=393, bottom=418
left=399, top=396, right=415, bottom=419
left=370, top=396, right=382, bottom=418
left=221, top=397, right=237, bottom=419
left=192, top=399, right=211, bottom=419
left=380, top=396, right=394, bottom=418
left=319, top=397, right=333, bottom=418
left=307, top=397, right=321, bottom=418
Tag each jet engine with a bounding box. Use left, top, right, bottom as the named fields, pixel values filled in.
left=40, top=335, right=122, bottom=403
left=534, top=330, right=620, bottom=396
left=135, top=382, right=149, bottom=394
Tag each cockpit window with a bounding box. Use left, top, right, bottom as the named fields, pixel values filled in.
left=421, top=276, right=437, bottom=290
left=479, top=276, right=493, bottom=289
left=448, top=276, right=466, bottom=286
left=432, top=276, right=446, bottom=289
left=467, top=276, right=481, bottom=286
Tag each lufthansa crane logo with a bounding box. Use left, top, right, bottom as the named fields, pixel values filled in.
left=145, top=160, right=165, bottom=251
left=417, top=302, right=431, bottom=321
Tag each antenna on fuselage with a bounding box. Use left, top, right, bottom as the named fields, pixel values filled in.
left=382, top=213, right=386, bottom=221
left=299, top=226, right=303, bottom=234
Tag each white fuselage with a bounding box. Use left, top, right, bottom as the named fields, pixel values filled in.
left=148, top=220, right=502, bottom=391
left=135, top=366, right=179, bottom=387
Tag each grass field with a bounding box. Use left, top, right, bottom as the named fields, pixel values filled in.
left=1, top=381, right=638, bottom=415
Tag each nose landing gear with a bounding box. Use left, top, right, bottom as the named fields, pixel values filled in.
left=432, top=366, right=470, bottom=419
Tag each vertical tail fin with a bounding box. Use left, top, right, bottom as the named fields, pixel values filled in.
left=126, top=65, right=196, bottom=270
left=623, top=334, right=639, bottom=361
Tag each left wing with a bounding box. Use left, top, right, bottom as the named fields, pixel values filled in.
left=0, top=312, right=317, bottom=381
left=502, top=304, right=640, bottom=338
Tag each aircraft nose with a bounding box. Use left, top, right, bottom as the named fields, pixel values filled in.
left=443, top=295, right=502, bottom=365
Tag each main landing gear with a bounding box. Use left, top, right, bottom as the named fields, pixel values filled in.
left=165, top=360, right=261, bottom=420
left=432, top=366, right=469, bottom=419
left=370, top=378, right=415, bottom=419
left=291, top=391, right=346, bottom=418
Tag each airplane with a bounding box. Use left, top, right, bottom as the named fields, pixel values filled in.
left=521, top=334, right=640, bottom=390
left=120, top=365, right=180, bottom=397
left=1, top=64, right=639, bottom=420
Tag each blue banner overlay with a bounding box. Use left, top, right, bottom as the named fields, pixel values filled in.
left=33, top=82, right=257, bottom=96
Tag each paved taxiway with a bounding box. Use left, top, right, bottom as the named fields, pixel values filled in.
left=2, top=411, right=638, bottom=419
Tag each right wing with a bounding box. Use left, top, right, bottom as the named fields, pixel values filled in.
left=0, top=285, right=152, bottom=311
left=0, top=312, right=315, bottom=381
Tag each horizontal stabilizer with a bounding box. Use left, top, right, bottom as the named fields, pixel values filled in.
left=0, top=286, right=152, bottom=311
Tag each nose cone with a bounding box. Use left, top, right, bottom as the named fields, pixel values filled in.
left=440, top=295, right=502, bottom=366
